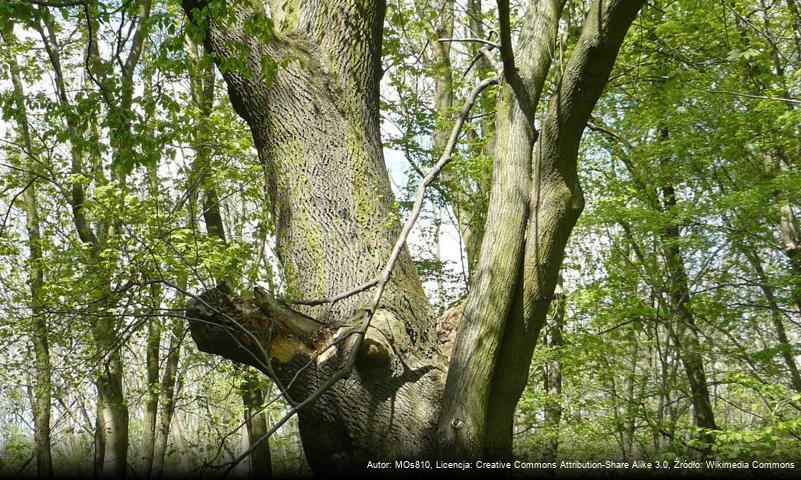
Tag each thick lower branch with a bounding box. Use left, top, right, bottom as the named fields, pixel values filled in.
left=186, top=285, right=398, bottom=378
left=186, top=284, right=326, bottom=374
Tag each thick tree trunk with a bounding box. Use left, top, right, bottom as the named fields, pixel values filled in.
left=439, top=0, right=567, bottom=460
left=183, top=0, right=645, bottom=470
left=183, top=0, right=442, bottom=471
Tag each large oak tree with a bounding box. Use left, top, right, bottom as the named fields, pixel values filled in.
left=182, top=0, right=646, bottom=472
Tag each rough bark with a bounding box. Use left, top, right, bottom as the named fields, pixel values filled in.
left=483, top=0, right=646, bottom=460
left=183, top=0, right=441, bottom=471
left=183, top=0, right=645, bottom=469
left=2, top=31, right=55, bottom=479
left=437, top=0, right=565, bottom=459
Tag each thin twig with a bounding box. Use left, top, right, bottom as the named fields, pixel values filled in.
left=438, top=37, right=500, bottom=49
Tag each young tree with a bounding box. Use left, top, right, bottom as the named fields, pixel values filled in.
left=24, top=1, right=153, bottom=474
left=1, top=30, right=54, bottom=479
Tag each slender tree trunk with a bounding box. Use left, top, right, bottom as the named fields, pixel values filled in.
left=740, top=242, right=801, bottom=392
left=431, top=0, right=483, bottom=272
left=778, top=195, right=801, bottom=317
left=94, top=319, right=130, bottom=478
left=3, top=31, right=55, bottom=479
left=542, top=276, right=565, bottom=464
left=660, top=180, right=717, bottom=447
left=142, top=314, right=161, bottom=476
left=186, top=37, right=276, bottom=475
left=32, top=8, right=140, bottom=476
left=139, top=61, right=163, bottom=479
left=622, top=340, right=639, bottom=461
left=653, top=301, right=674, bottom=454
left=241, top=370, right=272, bottom=478
left=152, top=320, right=184, bottom=478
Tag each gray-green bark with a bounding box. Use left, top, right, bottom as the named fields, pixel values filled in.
left=182, top=0, right=645, bottom=470
left=241, top=370, right=272, bottom=478
left=661, top=181, right=718, bottom=446
left=184, top=0, right=441, bottom=471
left=2, top=31, right=55, bottom=479
left=542, top=276, right=565, bottom=464
left=482, top=0, right=646, bottom=460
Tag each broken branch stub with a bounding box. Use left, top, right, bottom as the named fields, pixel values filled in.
left=185, top=285, right=396, bottom=378
left=185, top=284, right=326, bottom=374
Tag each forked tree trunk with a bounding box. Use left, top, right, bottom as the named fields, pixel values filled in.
left=31, top=4, right=155, bottom=474
left=183, top=0, right=645, bottom=471
left=482, top=0, right=645, bottom=460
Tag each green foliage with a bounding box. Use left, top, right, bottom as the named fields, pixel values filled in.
left=0, top=0, right=800, bottom=474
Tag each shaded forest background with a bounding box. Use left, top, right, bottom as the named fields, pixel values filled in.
left=1, top=0, right=801, bottom=477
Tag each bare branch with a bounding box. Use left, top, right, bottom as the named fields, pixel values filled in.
left=438, top=37, right=500, bottom=49
left=15, top=0, right=85, bottom=6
